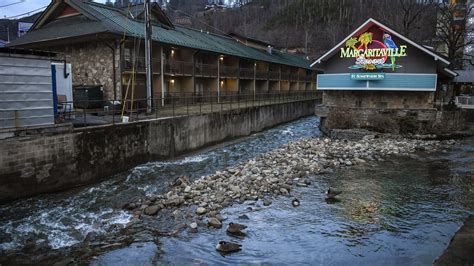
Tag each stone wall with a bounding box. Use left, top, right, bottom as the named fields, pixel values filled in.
left=0, top=100, right=316, bottom=202
left=321, top=106, right=465, bottom=135
left=322, top=91, right=434, bottom=109
left=53, top=41, right=121, bottom=100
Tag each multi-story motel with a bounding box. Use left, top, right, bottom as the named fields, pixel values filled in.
left=8, top=0, right=317, bottom=108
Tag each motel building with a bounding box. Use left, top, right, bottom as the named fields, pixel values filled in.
left=313, top=18, right=465, bottom=135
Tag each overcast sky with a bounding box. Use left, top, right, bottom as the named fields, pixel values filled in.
left=1, top=0, right=107, bottom=19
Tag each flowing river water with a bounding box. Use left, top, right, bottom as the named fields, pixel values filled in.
left=1, top=116, right=473, bottom=265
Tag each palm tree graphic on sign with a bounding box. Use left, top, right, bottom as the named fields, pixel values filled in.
left=345, top=37, right=358, bottom=50
left=358, top=32, right=373, bottom=50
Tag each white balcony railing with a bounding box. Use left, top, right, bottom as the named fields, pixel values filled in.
left=455, top=95, right=474, bottom=109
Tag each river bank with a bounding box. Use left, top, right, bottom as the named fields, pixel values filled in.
left=434, top=215, right=474, bottom=266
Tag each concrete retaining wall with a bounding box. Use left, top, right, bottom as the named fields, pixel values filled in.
left=0, top=100, right=316, bottom=202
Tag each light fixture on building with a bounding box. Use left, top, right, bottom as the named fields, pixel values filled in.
left=220, top=80, right=224, bottom=86
left=171, top=50, right=175, bottom=56
left=219, top=55, right=224, bottom=61
left=170, top=79, right=175, bottom=84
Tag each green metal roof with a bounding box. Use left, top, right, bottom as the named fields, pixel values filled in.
left=11, top=0, right=312, bottom=69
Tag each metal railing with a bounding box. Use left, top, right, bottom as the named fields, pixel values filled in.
left=455, top=95, right=474, bottom=109
left=55, top=90, right=321, bottom=127
left=290, top=73, right=299, bottom=81
left=269, top=71, right=280, bottom=80
left=256, top=71, right=268, bottom=80
left=122, top=56, right=161, bottom=73
left=281, top=72, right=290, bottom=80
left=164, top=60, right=194, bottom=75
left=240, top=67, right=254, bottom=79
left=220, top=65, right=239, bottom=77
left=195, top=63, right=218, bottom=77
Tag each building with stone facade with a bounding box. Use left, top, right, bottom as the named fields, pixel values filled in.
left=313, top=18, right=464, bottom=134
left=8, top=0, right=316, bottom=108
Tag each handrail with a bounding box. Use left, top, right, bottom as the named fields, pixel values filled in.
left=55, top=91, right=322, bottom=127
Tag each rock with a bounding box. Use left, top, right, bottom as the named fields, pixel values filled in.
left=238, top=214, right=250, bottom=220
left=196, top=207, right=207, bottom=215
left=230, top=185, right=241, bottom=194
left=280, top=188, right=289, bottom=194
left=189, top=222, right=198, bottom=233
left=215, top=214, right=225, bottom=221
left=208, top=218, right=222, bottom=229
left=124, top=202, right=136, bottom=210
left=84, top=231, right=99, bottom=243
left=251, top=167, right=260, bottom=174
left=345, top=161, right=353, bottom=166
left=53, top=258, right=76, bottom=266
left=144, top=205, right=160, bottom=216
left=184, top=186, right=191, bottom=193
left=23, top=238, right=36, bottom=252
left=263, top=199, right=272, bottom=206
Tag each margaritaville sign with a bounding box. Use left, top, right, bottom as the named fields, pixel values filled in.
left=340, top=32, right=407, bottom=71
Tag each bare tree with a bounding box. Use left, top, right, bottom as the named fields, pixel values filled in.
left=436, top=0, right=474, bottom=69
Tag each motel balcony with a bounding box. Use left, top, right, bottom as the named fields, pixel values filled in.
left=268, top=71, right=280, bottom=80
left=290, top=72, right=299, bottom=82
left=281, top=72, right=290, bottom=80
left=305, top=74, right=314, bottom=82
left=220, top=65, right=239, bottom=78
left=122, top=56, right=161, bottom=74
left=195, top=63, right=218, bottom=77
left=164, top=60, right=194, bottom=76
left=240, top=67, right=254, bottom=79
left=256, top=71, right=268, bottom=80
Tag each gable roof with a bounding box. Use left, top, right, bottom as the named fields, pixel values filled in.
left=126, top=2, right=173, bottom=28
left=10, top=0, right=312, bottom=70
left=228, top=32, right=272, bottom=47
left=310, top=18, right=451, bottom=67
left=454, top=70, right=474, bottom=83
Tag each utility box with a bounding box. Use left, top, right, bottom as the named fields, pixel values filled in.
left=73, top=85, right=104, bottom=109
left=0, top=48, right=56, bottom=129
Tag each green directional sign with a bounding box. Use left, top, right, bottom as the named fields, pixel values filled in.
left=350, top=73, right=385, bottom=80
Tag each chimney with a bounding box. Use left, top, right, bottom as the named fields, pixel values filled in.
left=267, top=45, right=273, bottom=55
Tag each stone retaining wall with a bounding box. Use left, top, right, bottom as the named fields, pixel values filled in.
left=52, top=41, right=121, bottom=100
left=0, top=100, right=316, bottom=202
left=321, top=106, right=465, bottom=135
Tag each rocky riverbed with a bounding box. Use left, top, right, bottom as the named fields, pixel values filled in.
left=125, top=134, right=455, bottom=229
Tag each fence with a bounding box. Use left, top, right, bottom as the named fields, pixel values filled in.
left=56, top=90, right=321, bottom=127
left=455, top=95, right=474, bottom=109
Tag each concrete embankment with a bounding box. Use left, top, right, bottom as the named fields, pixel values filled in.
left=434, top=215, right=474, bottom=266
left=0, top=100, right=317, bottom=202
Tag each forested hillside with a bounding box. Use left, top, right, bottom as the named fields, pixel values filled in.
left=167, top=0, right=438, bottom=58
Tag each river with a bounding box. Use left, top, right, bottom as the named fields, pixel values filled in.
left=1, top=116, right=473, bottom=265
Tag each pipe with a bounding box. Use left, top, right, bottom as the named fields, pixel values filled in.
left=98, top=35, right=118, bottom=101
